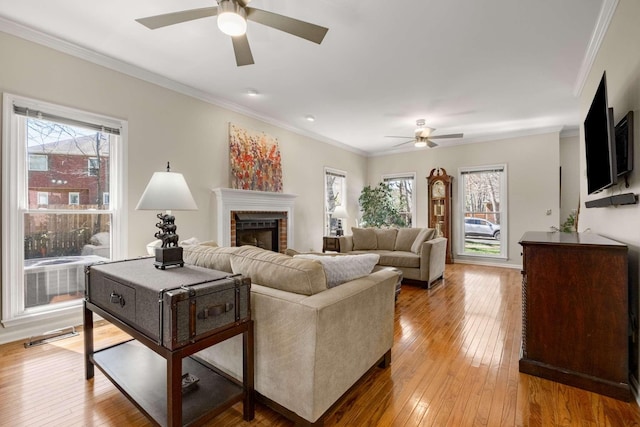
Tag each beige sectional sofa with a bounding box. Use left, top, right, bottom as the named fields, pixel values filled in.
left=183, top=243, right=401, bottom=426
left=338, top=227, right=447, bottom=288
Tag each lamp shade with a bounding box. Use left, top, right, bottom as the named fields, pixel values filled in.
left=332, top=205, right=349, bottom=219
left=414, top=140, right=428, bottom=148
left=136, top=171, right=198, bottom=211
left=217, top=0, right=247, bottom=36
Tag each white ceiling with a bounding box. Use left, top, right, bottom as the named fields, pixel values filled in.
left=0, top=0, right=607, bottom=155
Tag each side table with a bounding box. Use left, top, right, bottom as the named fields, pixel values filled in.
left=84, top=300, right=254, bottom=426
left=322, top=236, right=341, bottom=252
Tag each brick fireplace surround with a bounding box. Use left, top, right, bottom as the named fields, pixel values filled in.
left=212, top=188, right=297, bottom=252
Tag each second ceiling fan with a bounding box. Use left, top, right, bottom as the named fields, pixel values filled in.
left=136, top=0, right=329, bottom=67
left=387, top=119, right=463, bottom=148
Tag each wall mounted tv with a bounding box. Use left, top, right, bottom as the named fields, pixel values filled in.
left=584, top=72, right=617, bottom=195
left=615, top=110, right=634, bottom=178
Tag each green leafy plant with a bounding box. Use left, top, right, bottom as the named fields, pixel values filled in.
left=358, top=183, right=407, bottom=228
left=560, top=211, right=578, bottom=233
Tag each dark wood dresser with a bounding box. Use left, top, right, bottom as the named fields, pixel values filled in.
left=519, top=231, right=630, bottom=400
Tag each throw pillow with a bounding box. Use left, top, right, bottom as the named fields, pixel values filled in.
left=411, top=228, right=436, bottom=254
left=375, top=228, right=398, bottom=251
left=294, top=253, right=380, bottom=288
left=394, top=228, right=422, bottom=251
left=352, top=227, right=377, bottom=250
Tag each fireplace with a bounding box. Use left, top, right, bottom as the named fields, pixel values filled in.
left=233, top=212, right=287, bottom=252
left=212, top=188, right=297, bottom=253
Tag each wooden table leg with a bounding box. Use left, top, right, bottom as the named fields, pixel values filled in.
left=243, top=320, right=255, bottom=421
left=167, top=353, right=182, bottom=427
left=84, top=300, right=94, bottom=380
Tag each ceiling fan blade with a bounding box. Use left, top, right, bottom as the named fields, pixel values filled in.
left=385, top=135, right=413, bottom=139
left=393, top=139, right=414, bottom=147
left=427, top=140, right=439, bottom=148
left=136, top=7, right=218, bottom=29
left=429, top=133, right=464, bottom=139
left=231, top=34, right=255, bottom=66
left=246, top=7, right=328, bottom=44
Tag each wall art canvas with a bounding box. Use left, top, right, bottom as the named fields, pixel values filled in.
left=229, top=123, right=283, bottom=192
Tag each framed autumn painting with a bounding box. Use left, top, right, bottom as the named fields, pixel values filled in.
left=229, top=123, right=283, bottom=192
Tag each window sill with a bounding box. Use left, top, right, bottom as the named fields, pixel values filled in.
left=1, top=300, right=83, bottom=329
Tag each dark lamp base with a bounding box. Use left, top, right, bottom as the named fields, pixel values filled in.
left=154, top=246, right=184, bottom=270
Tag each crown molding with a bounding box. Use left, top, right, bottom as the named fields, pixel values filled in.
left=0, top=16, right=367, bottom=157
left=368, top=126, right=564, bottom=157
left=573, top=0, right=619, bottom=97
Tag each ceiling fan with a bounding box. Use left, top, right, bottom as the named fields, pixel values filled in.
left=135, top=0, right=329, bottom=67
left=386, top=119, right=463, bottom=148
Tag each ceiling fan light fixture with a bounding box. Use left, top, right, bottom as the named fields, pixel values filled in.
left=414, top=140, right=428, bottom=148
left=217, top=0, right=247, bottom=36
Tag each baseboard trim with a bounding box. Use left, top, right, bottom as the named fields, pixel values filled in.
left=453, top=258, right=522, bottom=270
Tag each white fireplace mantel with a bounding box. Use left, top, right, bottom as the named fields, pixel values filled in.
left=212, top=188, right=297, bottom=248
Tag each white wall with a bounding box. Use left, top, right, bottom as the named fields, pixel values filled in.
left=560, top=135, right=581, bottom=223
left=0, top=31, right=367, bottom=342
left=578, top=0, right=640, bottom=385
left=368, top=132, right=561, bottom=267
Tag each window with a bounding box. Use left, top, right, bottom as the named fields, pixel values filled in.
left=383, top=173, right=415, bottom=227
left=88, top=157, right=99, bottom=176
left=69, top=192, right=80, bottom=205
left=103, top=192, right=110, bottom=205
left=2, top=93, right=126, bottom=326
left=28, top=154, right=48, bottom=171
left=37, top=192, right=49, bottom=206
left=458, top=165, right=507, bottom=258
left=324, top=168, right=347, bottom=236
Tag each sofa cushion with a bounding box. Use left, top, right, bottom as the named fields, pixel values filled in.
left=411, top=228, right=436, bottom=254
left=352, top=227, right=377, bottom=250
left=183, top=244, right=238, bottom=273
left=230, top=246, right=327, bottom=296
left=394, top=228, right=422, bottom=251
left=374, top=228, right=398, bottom=251
left=294, top=253, right=380, bottom=288
left=376, top=251, right=420, bottom=268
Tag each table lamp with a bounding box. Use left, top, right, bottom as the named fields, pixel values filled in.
left=136, top=162, right=198, bottom=269
left=332, top=205, right=349, bottom=236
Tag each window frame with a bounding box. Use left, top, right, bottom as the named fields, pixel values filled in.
left=37, top=191, right=49, bottom=206
left=88, top=157, right=99, bottom=176
left=382, top=172, right=416, bottom=228
left=28, top=154, right=48, bottom=171
left=69, top=192, right=80, bottom=205
left=457, top=164, right=508, bottom=259
left=2, top=93, right=128, bottom=327
left=324, top=167, right=347, bottom=236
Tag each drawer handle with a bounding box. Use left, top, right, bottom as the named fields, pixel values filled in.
left=110, top=292, right=125, bottom=307
left=198, top=303, right=233, bottom=319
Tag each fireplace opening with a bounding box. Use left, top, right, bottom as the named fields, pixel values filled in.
left=234, top=212, right=286, bottom=252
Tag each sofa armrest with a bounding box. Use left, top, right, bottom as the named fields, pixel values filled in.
left=338, top=235, right=353, bottom=252
left=420, top=237, right=447, bottom=283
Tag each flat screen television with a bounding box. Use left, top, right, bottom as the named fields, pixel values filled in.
left=615, top=110, right=634, bottom=177
left=584, top=72, right=617, bottom=195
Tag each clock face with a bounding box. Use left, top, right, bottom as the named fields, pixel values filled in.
left=432, top=180, right=446, bottom=198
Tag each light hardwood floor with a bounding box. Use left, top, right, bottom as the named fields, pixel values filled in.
left=2, top=263, right=640, bottom=426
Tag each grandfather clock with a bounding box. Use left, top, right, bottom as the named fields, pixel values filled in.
left=427, top=168, right=453, bottom=264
